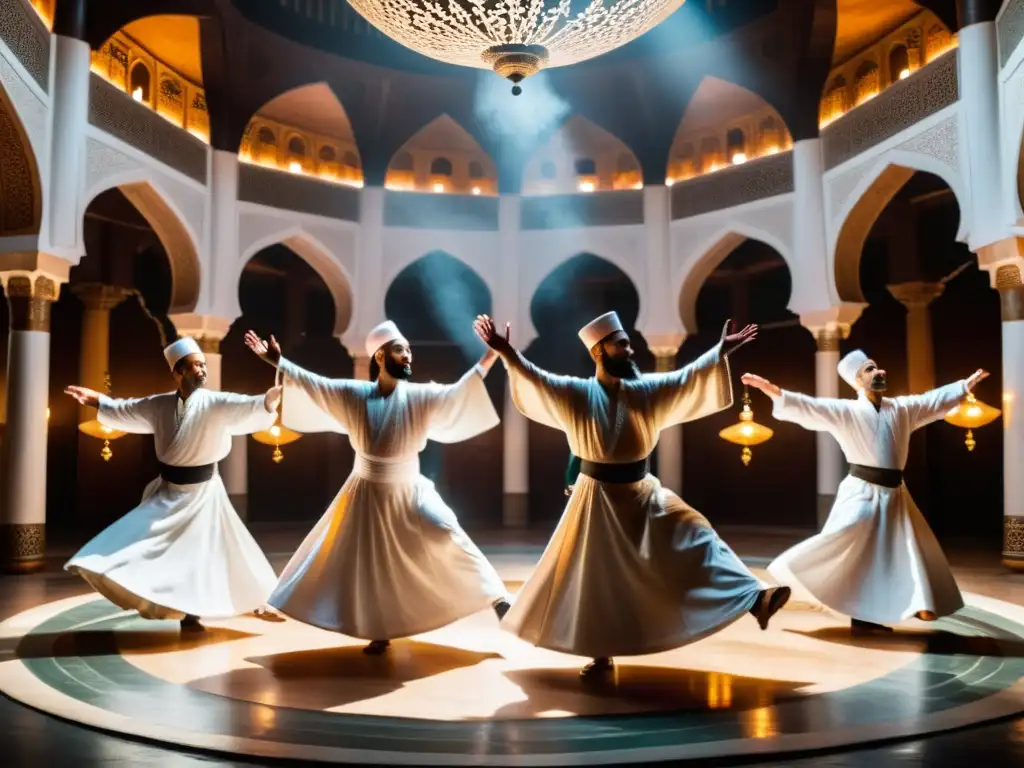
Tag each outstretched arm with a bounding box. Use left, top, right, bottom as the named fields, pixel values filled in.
left=898, top=369, right=987, bottom=431
left=210, top=387, right=281, bottom=436
left=743, top=372, right=846, bottom=433
left=66, top=386, right=158, bottom=434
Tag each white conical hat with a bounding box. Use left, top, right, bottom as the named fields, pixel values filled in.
left=578, top=311, right=624, bottom=349
left=837, top=349, right=869, bottom=390
left=163, top=337, right=202, bottom=370
left=365, top=320, right=408, bottom=358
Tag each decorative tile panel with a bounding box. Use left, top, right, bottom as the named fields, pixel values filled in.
left=0, top=0, right=49, bottom=92
left=999, top=0, right=1024, bottom=68
left=0, top=95, right=39, bottom=233
left=88, top=75, right=208, bottom=184
left=822, top=52, right=958, bottom=170
left=383, top=191, right=498, bottom=230
left=520, top=190, right=644, bottom=230
left=670, top=152, right=794, bottom=220
left=238, top=163, right=360, bottom=221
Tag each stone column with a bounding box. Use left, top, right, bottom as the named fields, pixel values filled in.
left=651, top=348, right=684, bottom=493
left=352, top=354, right=371, bottom=381
left=71, top=284, right=128, bottom=420
left=996, top=264, right=1024, bottom=571
left=0, top=274, right=62, bottom=572
left=812, top=328, right=846, bottom=529
left=887, top=282, right=944, bottom=394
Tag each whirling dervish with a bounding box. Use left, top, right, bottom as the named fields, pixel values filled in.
left=64, top=337, right=283, bottom=631
left=474, top=312, right=790, bottom=678
left=243, top=322, right=511, bottom=654
left=742, top=351, right=988, bottom=632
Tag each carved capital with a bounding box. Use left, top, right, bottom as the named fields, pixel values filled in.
left=3, top=274, right=62, bottom=331
left=887, top=281, right=945, bottom=310
left=1004, top=516, right=1024, bottom=572
left=0, top=524, right=45, bottom=573
left=800, top=304, right=864, bottom=344
left=71, top=282, right=131, bottom=311
left=649, top=347, right=680, bottom=372
left=994, top=264, right=1024, bottom=322
left=169, top=313, right=234, bottom=346
left=815, top=328, right=843, bottom=352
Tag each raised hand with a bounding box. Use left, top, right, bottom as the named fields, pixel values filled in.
left=722, top=320, right=758, bottom=356
left=741, top=372, right=780, bottom=398
left=244, top=330, right=281, bottom=366
left=473, top=315, right=512, bottom=353
left=65, top=385, right=101, bottom=408
left=966, top=369, right=989, bottom=392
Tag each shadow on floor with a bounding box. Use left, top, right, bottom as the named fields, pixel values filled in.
left=7, top=626, right=258, bottom=660
left=785, top=627, right=1024, bottom=657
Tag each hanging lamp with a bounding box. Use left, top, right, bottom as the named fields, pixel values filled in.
left=78, top=371, right=126, bottom=461
left=718, top=384, right=774, bottom=466
left=944, top=391, right=1000, bottom=451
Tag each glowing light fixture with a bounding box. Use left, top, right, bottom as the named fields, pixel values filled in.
left=132, top=87, right=144, bottom=102
left=471, top=186, right=481, bottom=195
left=345, top=0, right=687, bottom=94
left=288, top=161, right=302, bottom=174
left=731, top=152, right=747, bottom=165
left=899, top=68, right=911, bottom=80
left=78, top=372, right=126, bottom=461
left=577, top=181, right=595, bottom=193
left=719, top=385, right=773, bottom=466
left=763, top=145, right=780, bottom=156
left=944, top=391, right=1000, bottom=451
left=432, top=182, right=445, bottom=193
left=252, top=409, right=302, bottom=464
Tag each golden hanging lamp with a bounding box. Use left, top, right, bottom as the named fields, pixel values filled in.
left=78, top=371, right=126, bottom=461
left=719, top=385, right=774, bottom=466
left=944, top=391, right=1001, bottom=451
left=252, top=385, right=301, bottom=463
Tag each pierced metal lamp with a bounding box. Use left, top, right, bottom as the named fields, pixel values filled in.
left=252, top=385, right=301, bottom=464
left=78, top=371, right=126, bottom=461
left=719, top=385, right=774, bottom=466
left=944, top=391, right=1000, bottom=451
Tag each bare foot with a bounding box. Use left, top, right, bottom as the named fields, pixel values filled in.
left=579, top=657, right=614, bottom=680
left=753, top=586, right=792, bottom=630
left=363, top=639, right=390, bottom=655
left=180, top=614, right=204, bottom=632
left=253, top=607, right=286, bottom=622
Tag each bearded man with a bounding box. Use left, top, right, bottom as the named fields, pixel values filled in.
left=244, top=321, right=511, bottom=654
left=64, top=337, right=282, bottom=630
left=474, top=312, right=790, bottom=678
left=743, top=352, right=987, bottom=632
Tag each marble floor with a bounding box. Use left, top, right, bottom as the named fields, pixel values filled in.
left=1, top=524, right=1023, bottom=767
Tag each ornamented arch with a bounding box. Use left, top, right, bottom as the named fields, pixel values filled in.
left=676, top=224, right=794, bottom=334
left=831, top=152, right=968, bottom=302
left=0, top=85, right=42, bottom=236
left=238, top=227, right=354, bottom=337
left=81, top=175, right=202, bottom=313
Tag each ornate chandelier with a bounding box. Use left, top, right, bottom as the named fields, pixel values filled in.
left=347, top=0, right=687, bottom=94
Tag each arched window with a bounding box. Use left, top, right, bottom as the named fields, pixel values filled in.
left=257, top=127, right=277, bottom=146
left=342, top=150, right=360, bottom=168
left=391, top=151, right=413, bottom=171
left=129, top=62, right=151, bottom=102
left=288, top=136, right=307, bottom=156
left=726, top=128, right=746, bottom=162
left=854, top=60, right=879, bottom=104
left=889, top=44, right=910, bottom=84
left=574, top=157, right=596, bottom=176
left=430, top=157, right=453, bottom=176
left=318, top=145, right=337, bottom=162
left=540, top=160, right=557, bottom=179
left=468, top=160, right=485, bottom=179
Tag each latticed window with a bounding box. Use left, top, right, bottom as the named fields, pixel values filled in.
left=288, top=136, right=307, bottom=156
left=889, top=44, right=910, bottom=84
left=318, top=145, right=337, bottom=162
left=129, top=62, right=151, bottom=102
left=854, top=60, right=879, bottom=104
left=430, top=157, right=454, bottom=176
left=725, top=128, right=746, bottom=161
left=574, top=158, right=597, bottom=176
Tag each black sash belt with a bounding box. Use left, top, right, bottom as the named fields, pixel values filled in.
left=579, top=458, right=650, bottom=484
left=159, top=462, right=215, bottom=485
left=849, top=463, right=903, bottom=489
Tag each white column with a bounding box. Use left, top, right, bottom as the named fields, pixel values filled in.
left=790, top=140, right=832, bottom=315
left=958, top=20, right=1006, bottom=251
left=998, top=270, right=1024, bottom=571
left=652, top=350, right=683, bottom=494
left=355, top=187, right=386, bottom=335
left=888, top=282, right=944, bottom=394
left=497, top=194, right=529, bottom=527
left=43, top=36, right=90, bottom=256
left=209, top=151, right=241, bottom=316
left=0, top=274, right=62, bottom=572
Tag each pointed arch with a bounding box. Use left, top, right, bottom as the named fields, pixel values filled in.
left=832, top=152, right=968, bottom=302
left=385, top=113, right=497, bottom=195
left=523, top=115, right=640, bottom=194
left=668, top=76, right=792, bottom=181
left=238, top=226, right=354, bottom=337
left=242, top=82, right=362, bottom=185
left=81, top=174, right=202, bottom=313
left=0, top=85, right=42, bottom=236
left=677, top=224, right=793, bottom=334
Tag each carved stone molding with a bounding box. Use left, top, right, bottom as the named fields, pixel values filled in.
left=995, top=264, right=1024, bottom=321
left=1004, top=516, right=1024, bottom=572
left=887, top=281, right=946, bottom=310
left=71, top=282, right=131, bottom=311
left=0, top=523, right=45, bottom=572
left=4, top=273, right=59, bottom=331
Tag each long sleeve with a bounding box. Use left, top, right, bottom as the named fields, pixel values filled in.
left=209, top=392, right=277, bottom=436
left=278, top=357, right=356, bottom=434
left=897, top=380, right=968, bottom=432
left=424, top=364, right=500, bottom=444
left=505, top=355, right=584, bottom=432
left=770, top=390, right=850, bottom=433
left=641, top=342, right=734, bottom=430
left=97, top=394, right=159, bottom=434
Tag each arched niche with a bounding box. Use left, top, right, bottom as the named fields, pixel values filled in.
left=383, top=251, right=499, bottom=528
left=525, top=253, right=652, bottom=523
left=80, top=180, right=201, bottom=314
left=0, top=85, right=43, bottom=236
left=523, top=116, right=640, bottom=194
left=668, top=76, right=791, bottom=182
left=242, top=83, right=362, bottom=186
left=226, top=243, right=354, bottom=524
left=385, top=114, right=497, bottom=195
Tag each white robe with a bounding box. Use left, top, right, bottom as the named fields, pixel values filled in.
left=767, top=381, right=968, bottom=624
left=65, top=389, right=279, bottom=619
left=501, top=342, right=763, bottom=659
left=270, top=358, right=506, bottom=639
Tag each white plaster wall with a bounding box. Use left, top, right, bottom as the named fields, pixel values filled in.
left=999, top=32, right=1024, bottom=227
